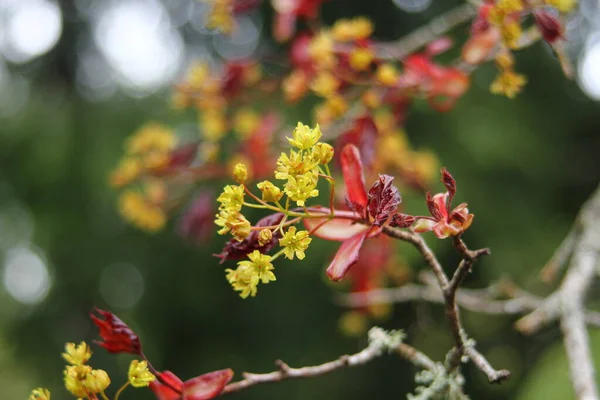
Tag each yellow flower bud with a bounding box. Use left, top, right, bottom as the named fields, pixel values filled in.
left=257, top=181, right=283, bottom=202
left=312, top=142, right=334, bottom=165
left=258, top=229, right=273, bottom=246
left=128, top=360, right=156, bottom=388
left=376, top=63, right=399, bottom=86
left=349, top=47, right=374, bottom=71
left=233, top=163, right=248, bottom=183
left=85, top=369, right=111, bottom=394
left=29, top=388, right=51, bottom=400
left=62, top=342, right=92, bottom=366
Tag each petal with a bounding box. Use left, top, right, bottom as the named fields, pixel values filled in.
left=413, top=219, right=436, bottom=233
left=326, top=231, right=369, bottom=281
left=341, top=144, right=368, bottom=209
left=304, top=217, right=369, bottom=241
left=183, top=369, right=234, bottom=400
left=432, top=221, right=451, bottom=239
left=150, top=371, right=184, bottom=400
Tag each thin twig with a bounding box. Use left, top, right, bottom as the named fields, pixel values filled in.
left=463, top=345, right=511, bottom=384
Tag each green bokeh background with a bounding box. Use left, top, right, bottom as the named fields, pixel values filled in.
left=1, top=1, right=599, bottom=399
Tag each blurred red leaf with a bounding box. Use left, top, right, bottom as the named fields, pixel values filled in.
left=341, top=144, right=368, bottom=211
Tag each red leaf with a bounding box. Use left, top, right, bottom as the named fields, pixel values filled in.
left=425, top=192, right=442, bottom=221
left=214, top=213, right=284, bottom=263
left=150, top=371, right=184, bottom=400
left=366, top=174, right=402, bottom=226
left=534, top=11, right=563, bottom=44
left=90, top=308, right=141, bottom=355
left=304, top=217, right=369, bottom=241
left=340, top=144, right=368, bottom=211
left=178, top=192, right=215, bottom=244
left=168, top=143, right=198, bottom=170
left=183, top=369, right=234, bottom=400
left=336, top=117, right=378, bottom=172
left=326, top=230, right=369, bottom=281
left=441, top=167, right=456, bottom=204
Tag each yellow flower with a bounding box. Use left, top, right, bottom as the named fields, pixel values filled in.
left=279, top=226, right=312, bottom=260
left=258, top=229, right=273, bottom=246
left=275, top=150, right=319, bottom=180
left=349, top=47, right=374, bottom=71
left=332, top=17, right=373, bottom=42
left=310, top=71, right=340, bottom=98
left=257, top=181, right=283, bottom=202
left=62, top=342, right=92, bottom=366
left=309, top=31, right=335, bottom=69
left=283, top=69, right=310, bottom=102
left=501, top=21, right=522, bottom=49
left=110, top=157, right=141, bottom=188
left=226, top=250, right=275, bottom=298
left=490, top=69, right=527, bottom=98
left=284, top=172, right=319, bottom=206
left=361, top=90, right=381, bottom=109
left=201, top=111, right=228, bottom=142
left=118, top=190, right=166, bottom=232
left=28, top=388, right=51, bottom=400
left=127, top=123, right=176, bottom=155
left=217, top=184, right=245, bottom=212
left=545, top=0, right=577, bottom=13
left=312, top=142, right=334, bottom=164
left=376, top=64, right=399, bottom=86
left=215, top=210, right=250, bottom=240
left=325, top=95, right=348, bottom=117
left=233, top=163, right=248, bottom=183
left=128, top=360, right=156, bottom=388
left=233, top=108, right=260, bottom=139
left=187, top=62, right=210, bottom=89
left=497, top=0, right=523, bottom=13
left=287, top=123, right=322, bottom=150
left=205, top=0, right=234, bottom=34
left=64, top=365, right=109, bottom=397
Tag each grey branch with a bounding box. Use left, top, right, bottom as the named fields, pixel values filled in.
left=516, top=185, right=600, bottom=400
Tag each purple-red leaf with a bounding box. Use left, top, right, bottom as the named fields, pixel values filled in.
left=90, top=308, right=142, bottom=355
left=441, top=167, right=456, bottom=204
left=304, top=217, right=369, bottom=241
left=390, top=213, right=416, bottom=228
left=336, top=117, right=378, bottom=172
left=534, top=11, right=563, bottom=44
left=340, top=144, right=368, bottom=211
left=425, top=192, right=443, bottom=221
left=178, top=192, right=214, bottom=243
left=366, top=174, right=401, bottom=226
left=214, top=214, right=284, bottom=263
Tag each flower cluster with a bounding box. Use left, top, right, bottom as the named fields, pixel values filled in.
left=216, top=123, right=333, bottom=297
left=463, top=0, right=576, bottom=98
left=30, top=308, right=232, bottom=400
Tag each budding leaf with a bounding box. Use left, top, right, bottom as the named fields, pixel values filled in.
left=367, top=174, right=401, bottom=226
left=183, top=369, right=234, bottom=400
left=390, top=213, right=416, bottom=228
left=91, top=307, right=142, bottom=355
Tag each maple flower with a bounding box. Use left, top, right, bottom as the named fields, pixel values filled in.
left=257, top=180, right=283, bottom=202
left=376, top=64, right=399, bottom=86
left=64, top=365, right=110, bottom=398
left=28, top=388, right=51, bottom=400
left=287, top=122, right=323, bottom=150
left=233, top=108, right=260, bottom=139
left=332, top=17, right=373, bottom=42
left=349, top=47, right=375, bottom=71
left=312, top=142, right=334, bottom=164
left=308, top=31, right=335, bottom=68
left=214, top=210, right=251, bottom=241
left=279, top=226, right=312, bottom=259
left=217, top=184, right=245, bottom=212
left=90, top=307, right=142, bottom=355
left=490, top=69, right=527, bottom=98
left=304, top=144, right=406, bottom=281
left=284, top=171, right=319, bottom=206
left=258, top=229, right=273, bottom=246
left=226, top=250, right=276, bottom=298
left=310, top=71, right=340, bottom=97
left=118, top=190, right=166, bottom=232
left=62, top=342, right=92, bottom=366
left=275, top=150, right=319, bottom=180
left=129, top=360, right=156, bottom=388
left=150, top=369, right=234, bottom=400
left=413, top=168, right=474, bottom=239
left=232, top=163, right=248, bottom=183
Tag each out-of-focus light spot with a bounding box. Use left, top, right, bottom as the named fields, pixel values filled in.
left=99, top=262, right=144, bottom=309
left=93, top=0, right=184, bottom=94
left=76, top=49, right=118, bottom=102
left=577, top=39, right=600, bottom=100
left=1, top=0, right=62, bottom=64
left=2, top=247, right=50, bottom=305
left=212, top=15, right=261, bottom=60
left=392, top=0, right=433, bottom=13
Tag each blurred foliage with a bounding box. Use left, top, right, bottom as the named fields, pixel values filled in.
left=1, top=1, right=600, bottom=399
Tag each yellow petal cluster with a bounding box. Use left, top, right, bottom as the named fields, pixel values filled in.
left=279, top=226, right=312, bottom=260
left=28, top=388, right=51, bottom=400
left=61, top=341, right=111, bottom=398
left=119, top=188, right=167, bottom=232
left=226, top=250, right=276, bottom=298
left=128, top=360, right=156, bottom=388
left=332, top=17, right=374, bottom=42
left=62, top=342, right=92, bottom=366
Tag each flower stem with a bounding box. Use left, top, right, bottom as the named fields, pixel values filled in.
left=113, top=382, right=130, bottom=400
